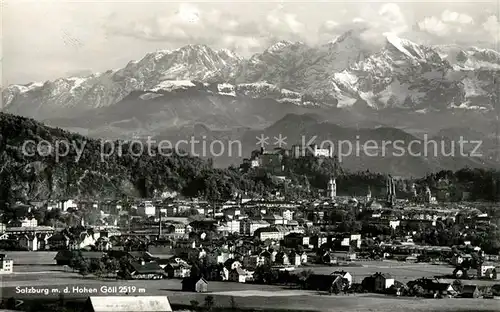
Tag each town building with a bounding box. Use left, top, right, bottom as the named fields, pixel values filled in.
left=291, top=144, right=333, bottom=158
left=229, top=268, right=253, bottom=283
left=10, top=217, right=38, bottom=228
left=138, top=201, right=156, bottom=217
left=168, top=224, right=186, bottom=235
left=304, top=274, right=347, bottom=292
left=282, top=209, right=294, bottom=221
left=127, top=261, right=165, bottom=279
left=182, top=277, right=208, bottom=292
left=0, top=254, right=13, bottom=274
left=262, top=214, right=286, bottom=225
left=242, top=255, right=266, bottom=268
left=47, top=199, right=78, bottom=212
left=165, top=262, right=191, bottom=278
left=47, top=232, right=71, bottom=250
left=255, top=226, right=290, bottom=241
left=333, top=270, right=352, bottom=287
left=373, top=272, right=395, bottom=292
left=283, top=233, right=310, bottom=248
left=240, top=220, right=269, bottom=236
left=327, top=177, right=337, bottom=199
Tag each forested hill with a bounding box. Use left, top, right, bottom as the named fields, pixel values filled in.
left=1, top=112, right=499, bottom=209
left=0, top=112, right=225, bottom=207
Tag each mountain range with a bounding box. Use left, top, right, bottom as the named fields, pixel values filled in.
left=2, top=30, right=499, bottom=174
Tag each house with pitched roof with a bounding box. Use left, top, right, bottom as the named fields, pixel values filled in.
left=127, top=261, right=165, bottom=280
left=0, top=254, right=13, bottom=274
left=305, top=274, right=348, bottom=293
left=165, top=262, right=191, bottom=278
left=182, top=277, right=208, bottom=293
left=19, top=234, right=38, bottom=251
left=373, top=272, right=395, bottom=292
left=333, top=270, right=352, bottom=287
left=47, top=232, right=71, bottom=250
left=229, top=267, right=253, bottom=283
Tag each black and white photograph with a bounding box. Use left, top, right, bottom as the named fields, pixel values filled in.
left=0, top=0, right=499, bottom=311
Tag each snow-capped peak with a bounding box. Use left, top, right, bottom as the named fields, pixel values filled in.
left=148, top=50, right=173, bottom=61
left=330, top=29, right=365, bottom=46
left=267, top=40, right=294, bottom=53
left=384, top=33, right=426, bottom=60
left=217, top=48, right=241, bottom=60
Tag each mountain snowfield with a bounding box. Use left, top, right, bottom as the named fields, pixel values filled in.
left=2, top=32, right=499, bottom=119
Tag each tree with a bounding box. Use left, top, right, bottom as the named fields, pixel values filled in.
left=253, top=264, right=274, bottom=284
left=190, top=300, right=199, bottom=311
left=105, top=258, right=120, bottom=277
left=411, top=285, right=425, bottom=297
left=452, top=279, right=463, bottom=293
left=69, top=254, right=83, bottom=272
left=78, top=260, right=90, bottom=278
left=230, top=296, right=237, bottom=310
left=89, top=258, right=106, bottom=277
left=203, top=295, right=214, bottom=312
left=298, top=269, right=313, bottom=288
left=118, top=256, right=131, bottom=278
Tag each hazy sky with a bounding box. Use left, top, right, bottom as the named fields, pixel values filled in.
left=2, top=0, right=499, bottom=85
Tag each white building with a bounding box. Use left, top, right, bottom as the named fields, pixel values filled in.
left=225, top=220, right=241, bottom=234
left=334, top=271, right=352, bottom=287
left=0, top=254, right=13, bottom=274
left=291, top=144, right=333, bottom=158
left=138, top=201, right=156, bottom=217
left=389, top=220, right=400, bottom=229
left=169, top=224, right=186, bottom=235
left=12, top=217, right=38, bottom=228
left=258, top=229, right=283, bottom=241
left=282, top=210, right=294, bottom=221
left=240, top=220, right=269, bottom=236
left=251, top=159, right=260, bottom=168
left=62, top=200, right=78, bottom=211
left=327, top=178, right=337, bottom=199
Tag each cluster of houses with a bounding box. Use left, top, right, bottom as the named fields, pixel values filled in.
left=51, top=245, right=499, bottom=299
left=361, top=274, right=497, bottom=299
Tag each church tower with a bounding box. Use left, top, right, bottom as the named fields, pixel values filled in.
left=327, top=177, right=337, bottom=199
left=386, top=175, right=396, bottom=207
left=410, top=183, right=417, bottom=200
left=425, top=186, right=432, bottom=203
left=392, top=178, right=396, bottom=203
left=366, top=186, right=372, bottom=201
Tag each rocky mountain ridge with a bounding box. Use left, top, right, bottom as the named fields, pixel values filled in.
left=3, top=32, right=499, bottom=120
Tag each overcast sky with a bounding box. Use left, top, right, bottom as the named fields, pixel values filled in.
left=2, top=0, right=499, bottom=85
